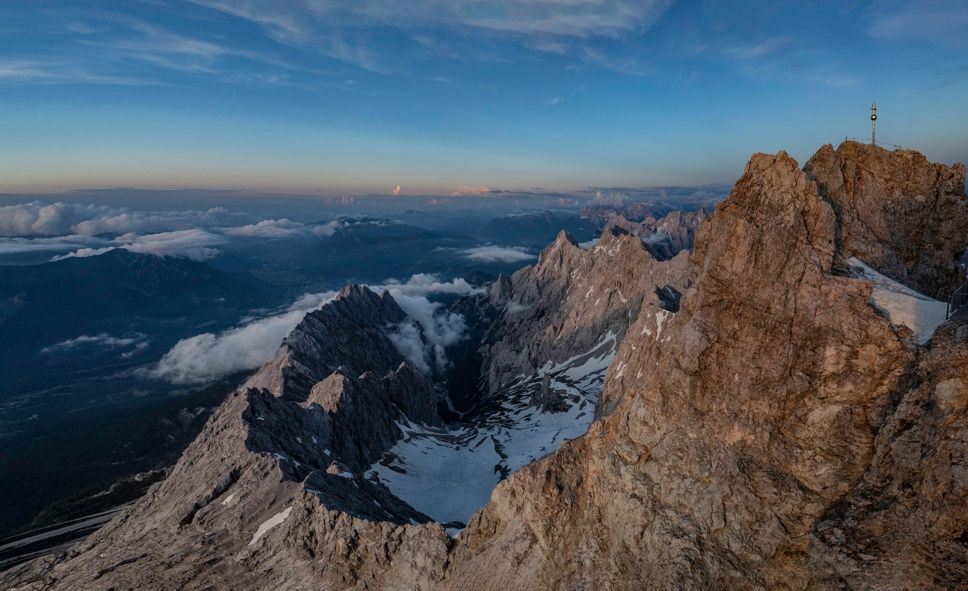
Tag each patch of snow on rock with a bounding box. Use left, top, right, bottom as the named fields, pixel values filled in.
left=848, top=257, right=947, bottom=345
left=367, top=332, right=618, bottom=525
left=248, top=507, right=292, bottom=547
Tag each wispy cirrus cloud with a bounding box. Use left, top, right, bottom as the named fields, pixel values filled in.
left=190, top=0, right=675, bottom=44
left=1, top=9, right=314, bottom=87
left=726, top=36, right=793, bottom=60
left=187, top=0, right=675, bottom=74
left=81, top=15, right=294, bottom=75
left=0, top=60, right=148, bottom=86
left=867, top=0, right=968, bottom=46
left=719, top=32, right=858, bottom=89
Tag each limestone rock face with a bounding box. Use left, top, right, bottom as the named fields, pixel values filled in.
left=807, top=321, right=968, bottom=590
left=482, top=226, right=691, bottom=395
left=604, top=208, right=708, bottom=260
left=245, top=283, right=408, bottom=399
left=804, top=141, right=968, bottom=299
left=440, top=148, right=968, bottom=590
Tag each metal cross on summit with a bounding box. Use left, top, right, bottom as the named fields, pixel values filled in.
left=870, top=102, right=877, bottom=146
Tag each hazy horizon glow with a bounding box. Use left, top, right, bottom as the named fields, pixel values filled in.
left=1, top=1, right=966, bottom=194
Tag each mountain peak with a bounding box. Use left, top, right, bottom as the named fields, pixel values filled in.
left=805, top=140, right=968, bottom=298
left=743, top=148, right=798, bottom=175
left=552, top=229, right=579, bottom=248
left=337, top=283, right=377, bottom=301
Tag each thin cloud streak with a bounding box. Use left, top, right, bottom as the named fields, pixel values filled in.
left=187, top=0, right=676, bottom=74
left=725, top=36, right=793, bottom=60
left=867, top=0, right=968, bottom=46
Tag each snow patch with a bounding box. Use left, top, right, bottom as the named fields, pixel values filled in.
left=848, top=258, right=947, bottom=345
left=368, top=332, right=618, bottom=524
left=654, top=309, right=671, bottom=340
left=615, top=361, right=627, bottom=379
left=248, top=507, right=292, bottom=547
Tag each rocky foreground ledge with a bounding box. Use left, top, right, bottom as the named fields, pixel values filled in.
left=4, top=141, right=967, bottom=590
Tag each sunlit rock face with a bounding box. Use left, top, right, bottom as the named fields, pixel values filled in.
left=440, top=145, right=968, bottom=591
left=4, top=143, right=967, bottom=591
left=805, top=141, right=968, bottom=300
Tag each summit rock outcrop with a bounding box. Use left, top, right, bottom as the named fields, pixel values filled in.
left=805, top=141, right=968, bottom=299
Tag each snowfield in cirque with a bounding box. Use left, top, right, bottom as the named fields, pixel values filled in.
left=366, top=333, right=618, bottom=526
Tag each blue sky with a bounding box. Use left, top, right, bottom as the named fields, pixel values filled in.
left=1, top=0, right=966, bottom=194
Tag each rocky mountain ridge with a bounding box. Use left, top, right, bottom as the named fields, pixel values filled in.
left=602, top=208, right=708, bottom=261
left=4, top=141, right=967, bottom=590
left=438, top=143, right=968, bottom=590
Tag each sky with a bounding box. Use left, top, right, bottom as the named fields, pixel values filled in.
left=1, top=0, right=966, bottom=195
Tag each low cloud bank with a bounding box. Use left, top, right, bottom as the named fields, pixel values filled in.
left=52, top=229, right=227, bottom=262
left=505, top=300, right=530, bottom=314
left=462, top=245, right=536, bottom=263
left=221, top=218, right=312, bottom=238
left=380, top=289, right=473, bottom=373
left=0, top=201, right=237, bottom=237
left=151, top=275, right=481, bottom=385
left=41, top=332, right=148, bottom=358
left=0, top=234, right=106, bottom=256
left=373, top=273, right=481, bottom=297
left=0, top=199, right=401, bottom=263
left=150, top=291, right=339, bottom=385
left=373, top=276, right=479, bottom=372
left=47, top=219, right=373, bottom=262
left=451, top=185, right=492, bottom=196
left=221, top=218, right=350, bottom=239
